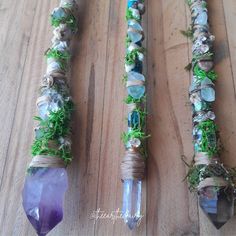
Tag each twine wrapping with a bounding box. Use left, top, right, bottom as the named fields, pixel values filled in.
left=126, top=80, right=144, bottom=87
left=198, top=177, right=228, bottom=191
left=121, top=149, right=145, bottom=181
left=194, top=152, right=227, bottom=190
left=36, top=95, right=51, bottom=107
left=189, top=84, right=215, bottom=95
left=42, top=74, right=67, bottom=87
left=53, top=24, right=73, bottom=42
left=127, top=103, right=137, bottom=113
left=127, top=27, right=145, bottom=40
left=194, top=152, right=211, bottom=165
left=29, top=155, right=66, bottom=168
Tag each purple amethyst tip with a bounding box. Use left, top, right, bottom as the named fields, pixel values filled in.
left=22, top=167, right=68, bottom=235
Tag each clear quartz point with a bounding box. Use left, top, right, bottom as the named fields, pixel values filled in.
left=199, top=186, right=234, bottom=229
left=22, top=167, right=68, bottom=236
left=122, top=179, right=142, bottom=230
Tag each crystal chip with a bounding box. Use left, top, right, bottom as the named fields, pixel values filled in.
left=128, top=19, right=143, bottom=31
left=128, top=110, right=140, bottom=129
left=195, top=11, right=208, bottom=25
left=201, top=78, right=215, bottom=102
left=127, top=71, right=145, bottom=99
left=51, top=7, right=67, bottom=21
left=127, top=28, right=143, bottom=43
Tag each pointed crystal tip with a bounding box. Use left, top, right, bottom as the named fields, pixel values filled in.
left=22, top=167, right=68, bottom=236
left=199, top=186, right=234, bottom=229
left=124, top=216, right=142, bottom=230
left=122, top=179, right=142, bottom=230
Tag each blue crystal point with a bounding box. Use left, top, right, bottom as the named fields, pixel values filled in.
left=122, top=179, right=142, bottom=230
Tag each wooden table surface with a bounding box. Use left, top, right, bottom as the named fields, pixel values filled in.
left=1, top=0, right=236, bottom=235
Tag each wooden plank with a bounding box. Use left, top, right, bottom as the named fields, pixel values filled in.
left=95, top=0, right=147, bottom=235
left=64, top=0, right=113, bottom=235
left=0, top=0, right=113, bottom=235
left=0, top=1, right=57, bottom=235
left=198, top=0, right=236, bottom=234
left=146, top=0, right=199, bottom=235
left=0, top=0, right=37, bottom=184
left=1, top=0, right=236, bottom=235
left=206, top=0, right=236, bottom=235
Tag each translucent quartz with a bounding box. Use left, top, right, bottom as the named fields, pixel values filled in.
left=51, top=7, right=67, bottom=21
left=201, top=78, right=215, bottom=102
left=193, top=100, right=209, bottom=112
left=127, top=71, right=145, bottom=99
left=127, top=30, right=143, bottom=44
left=122, top=179, right=142, bottom=230
left=52, top=41, right=68, bottom=52
left=128, top=19, right=143, bottom=31
left=127, top=86, right=145, bottom=99
left=37, top=89, right=64, bottom=120
left=195, top=11, right=208, bottom=25
left=22, top=168, right=68, bottom=236
left=199, top=186, right=234, bottom=229
left=47, top=60, right=62, bottom=74
left=201, top=87, right=215, bottom=102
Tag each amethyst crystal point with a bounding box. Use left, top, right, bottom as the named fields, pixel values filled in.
left=22, top=167, right=68, bottom=236
left=122, top=179, right=142, bottom=230
left=199, top=186, right=234, bottom=229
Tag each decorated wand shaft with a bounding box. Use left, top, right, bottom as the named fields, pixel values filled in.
left=22, top=1, right=78, bottom=235
left=121, top=0, right=147, bottom=230
left=186, top=0, right=235, bottom=229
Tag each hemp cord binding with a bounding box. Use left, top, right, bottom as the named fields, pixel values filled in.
left=29, top=155, right=66, bottom=168
left=121, top=149, right=145, bottom=181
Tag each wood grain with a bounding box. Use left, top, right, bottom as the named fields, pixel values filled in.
left=0, top=0, right=236, bottom=235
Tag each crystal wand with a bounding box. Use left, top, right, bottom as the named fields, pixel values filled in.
left=185, top=0, right=235, bottom=229
left=22, top=1, right=78, bottom=235
left=121, top=0, right=147, bottom=230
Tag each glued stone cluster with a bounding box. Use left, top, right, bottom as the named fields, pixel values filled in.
left=31, top=0, right=78, bottom=164
left=122, top=0, right=149, bottom=160
left=185, top=0, right=236, bottom=191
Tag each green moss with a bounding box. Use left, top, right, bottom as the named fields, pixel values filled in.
left=196, top=120, right=219, bottom=157
left=133, top=107, right=147, bottom=128
left=185, top=63, right=192, bottom=71
left=122, top=74, right=128, bottom=85
left=180, top=27, right=193, bottom=39
left=31, top=101, right=73, bottom=163
left=124, top=95, right=146, bottom=104
left=202, top=1, right=207, bottom=8
left=46, top=48, right=70, bottom=61
left=125, top=36, right=132, bottom=48
left=186, top=163, right=236, bottom=192
left=193, top=64, right=217, bottom=81
left=122, top=128, right=150, bottom=144
left=126, top=8, right=140, bottom=21
left=125, top=48, right=144, bottom=65
left=192, top=52, right=214, bottom=66
left=51, top=14, right=77, bottom=32
left=185, top=0, right=192, bottom=6
left=46, top=48, right=70, bottom=71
